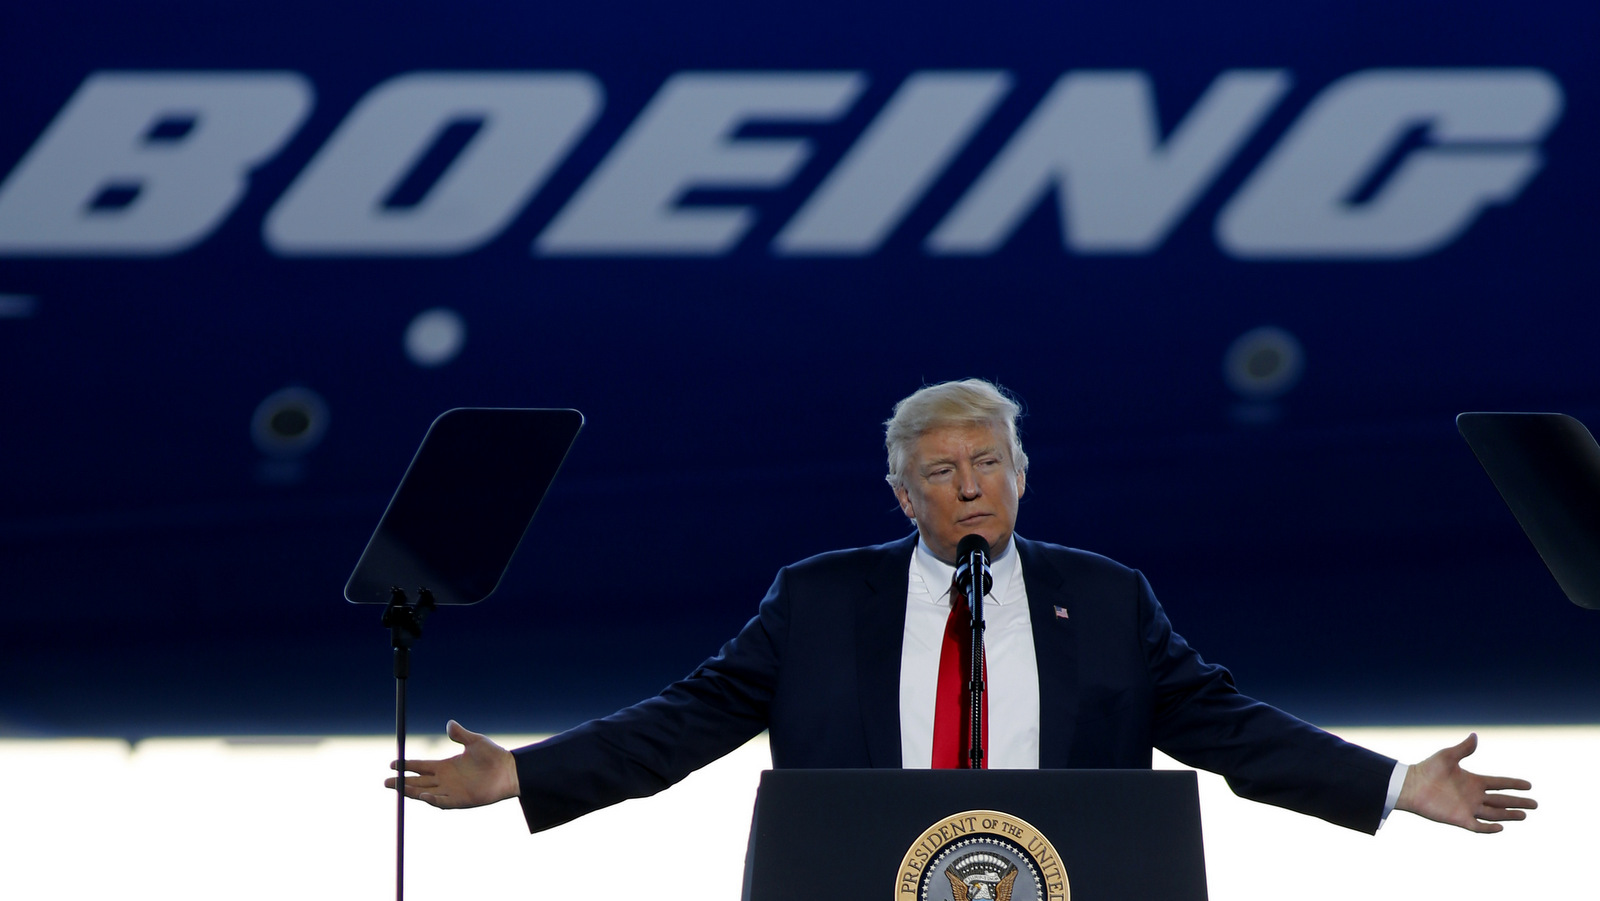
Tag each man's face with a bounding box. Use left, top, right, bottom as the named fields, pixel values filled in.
left=894, top=421, right=1026, bottom=564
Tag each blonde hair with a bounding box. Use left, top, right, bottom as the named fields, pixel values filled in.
left=884, top=379, right=1028, bottom=490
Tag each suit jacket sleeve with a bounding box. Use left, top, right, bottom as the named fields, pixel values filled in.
left=1135, top=570, right=1398, bottom=833
left=509, top=567, right=792, bottom=833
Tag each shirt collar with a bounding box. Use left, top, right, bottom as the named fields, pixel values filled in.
left=912, top=533, right=1021, bottom=606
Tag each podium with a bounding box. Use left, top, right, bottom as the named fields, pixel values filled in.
left=742, top=770, right=1207, bottom=901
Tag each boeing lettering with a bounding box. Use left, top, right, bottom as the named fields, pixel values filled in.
left=0, top=68, right=1565, bottom=260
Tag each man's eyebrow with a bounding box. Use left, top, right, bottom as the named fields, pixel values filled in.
left=966, top=445, right=1004, bottom=463
left=919, top=446, right=1003, bottom=472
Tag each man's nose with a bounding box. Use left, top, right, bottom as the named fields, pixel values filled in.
left=957, top=468, right=982, bottom=499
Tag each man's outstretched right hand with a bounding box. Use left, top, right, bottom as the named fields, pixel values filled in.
left=385, top=720, right=520, bottom=809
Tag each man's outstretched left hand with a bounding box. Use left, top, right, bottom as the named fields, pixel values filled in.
left=1396, top=733, right=1536, bottom=833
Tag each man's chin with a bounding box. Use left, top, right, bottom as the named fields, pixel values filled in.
left=922, top=522, right=1013, bottom=563
left=955, top=524, right=1012, bottom=554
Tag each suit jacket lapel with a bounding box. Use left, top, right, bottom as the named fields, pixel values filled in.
left=1017, top=536, right=1080, bottom=767
left=855, top=533, right=916, bottom=768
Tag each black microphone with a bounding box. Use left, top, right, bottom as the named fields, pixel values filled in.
left=953, top=534, right=993, bottom=599
left=953, top=533, right=992, bottom=768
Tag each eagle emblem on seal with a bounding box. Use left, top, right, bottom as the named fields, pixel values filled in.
left=943, top=852, right=1019, bottom=901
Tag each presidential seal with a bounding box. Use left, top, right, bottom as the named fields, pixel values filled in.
left=896, top=810, right=1068, bottom=901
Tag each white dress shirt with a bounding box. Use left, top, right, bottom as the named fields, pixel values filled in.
left=899, top=535, right=1039, bottom=768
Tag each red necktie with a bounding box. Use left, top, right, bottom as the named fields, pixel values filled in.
left=932, top=572, right=987, bottom=768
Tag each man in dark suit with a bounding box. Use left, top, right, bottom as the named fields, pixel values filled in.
left=389, top=379, right=1535, bottom=836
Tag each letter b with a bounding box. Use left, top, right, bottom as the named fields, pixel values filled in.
left=0, top=72, right=311, bottom=256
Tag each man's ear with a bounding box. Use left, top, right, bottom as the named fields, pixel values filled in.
left=1015, top=469, right=1026, bottom=499
left=895, top=484, right=915, bottom=519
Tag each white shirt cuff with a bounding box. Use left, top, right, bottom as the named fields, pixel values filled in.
left=1378, top=762, right=1408, bottom=829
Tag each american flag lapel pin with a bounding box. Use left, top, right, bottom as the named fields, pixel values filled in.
left=1053, top=605, right=1069, bottom=620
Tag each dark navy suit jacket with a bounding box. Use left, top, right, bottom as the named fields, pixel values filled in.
left=514, top=534, right=1396, bottom=833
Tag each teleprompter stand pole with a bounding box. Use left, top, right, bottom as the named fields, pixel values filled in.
left=383, top=586, right=435, bottom=901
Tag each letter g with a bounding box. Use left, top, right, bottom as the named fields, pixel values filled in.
left=1216, top=69, right=1563, bottom=259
